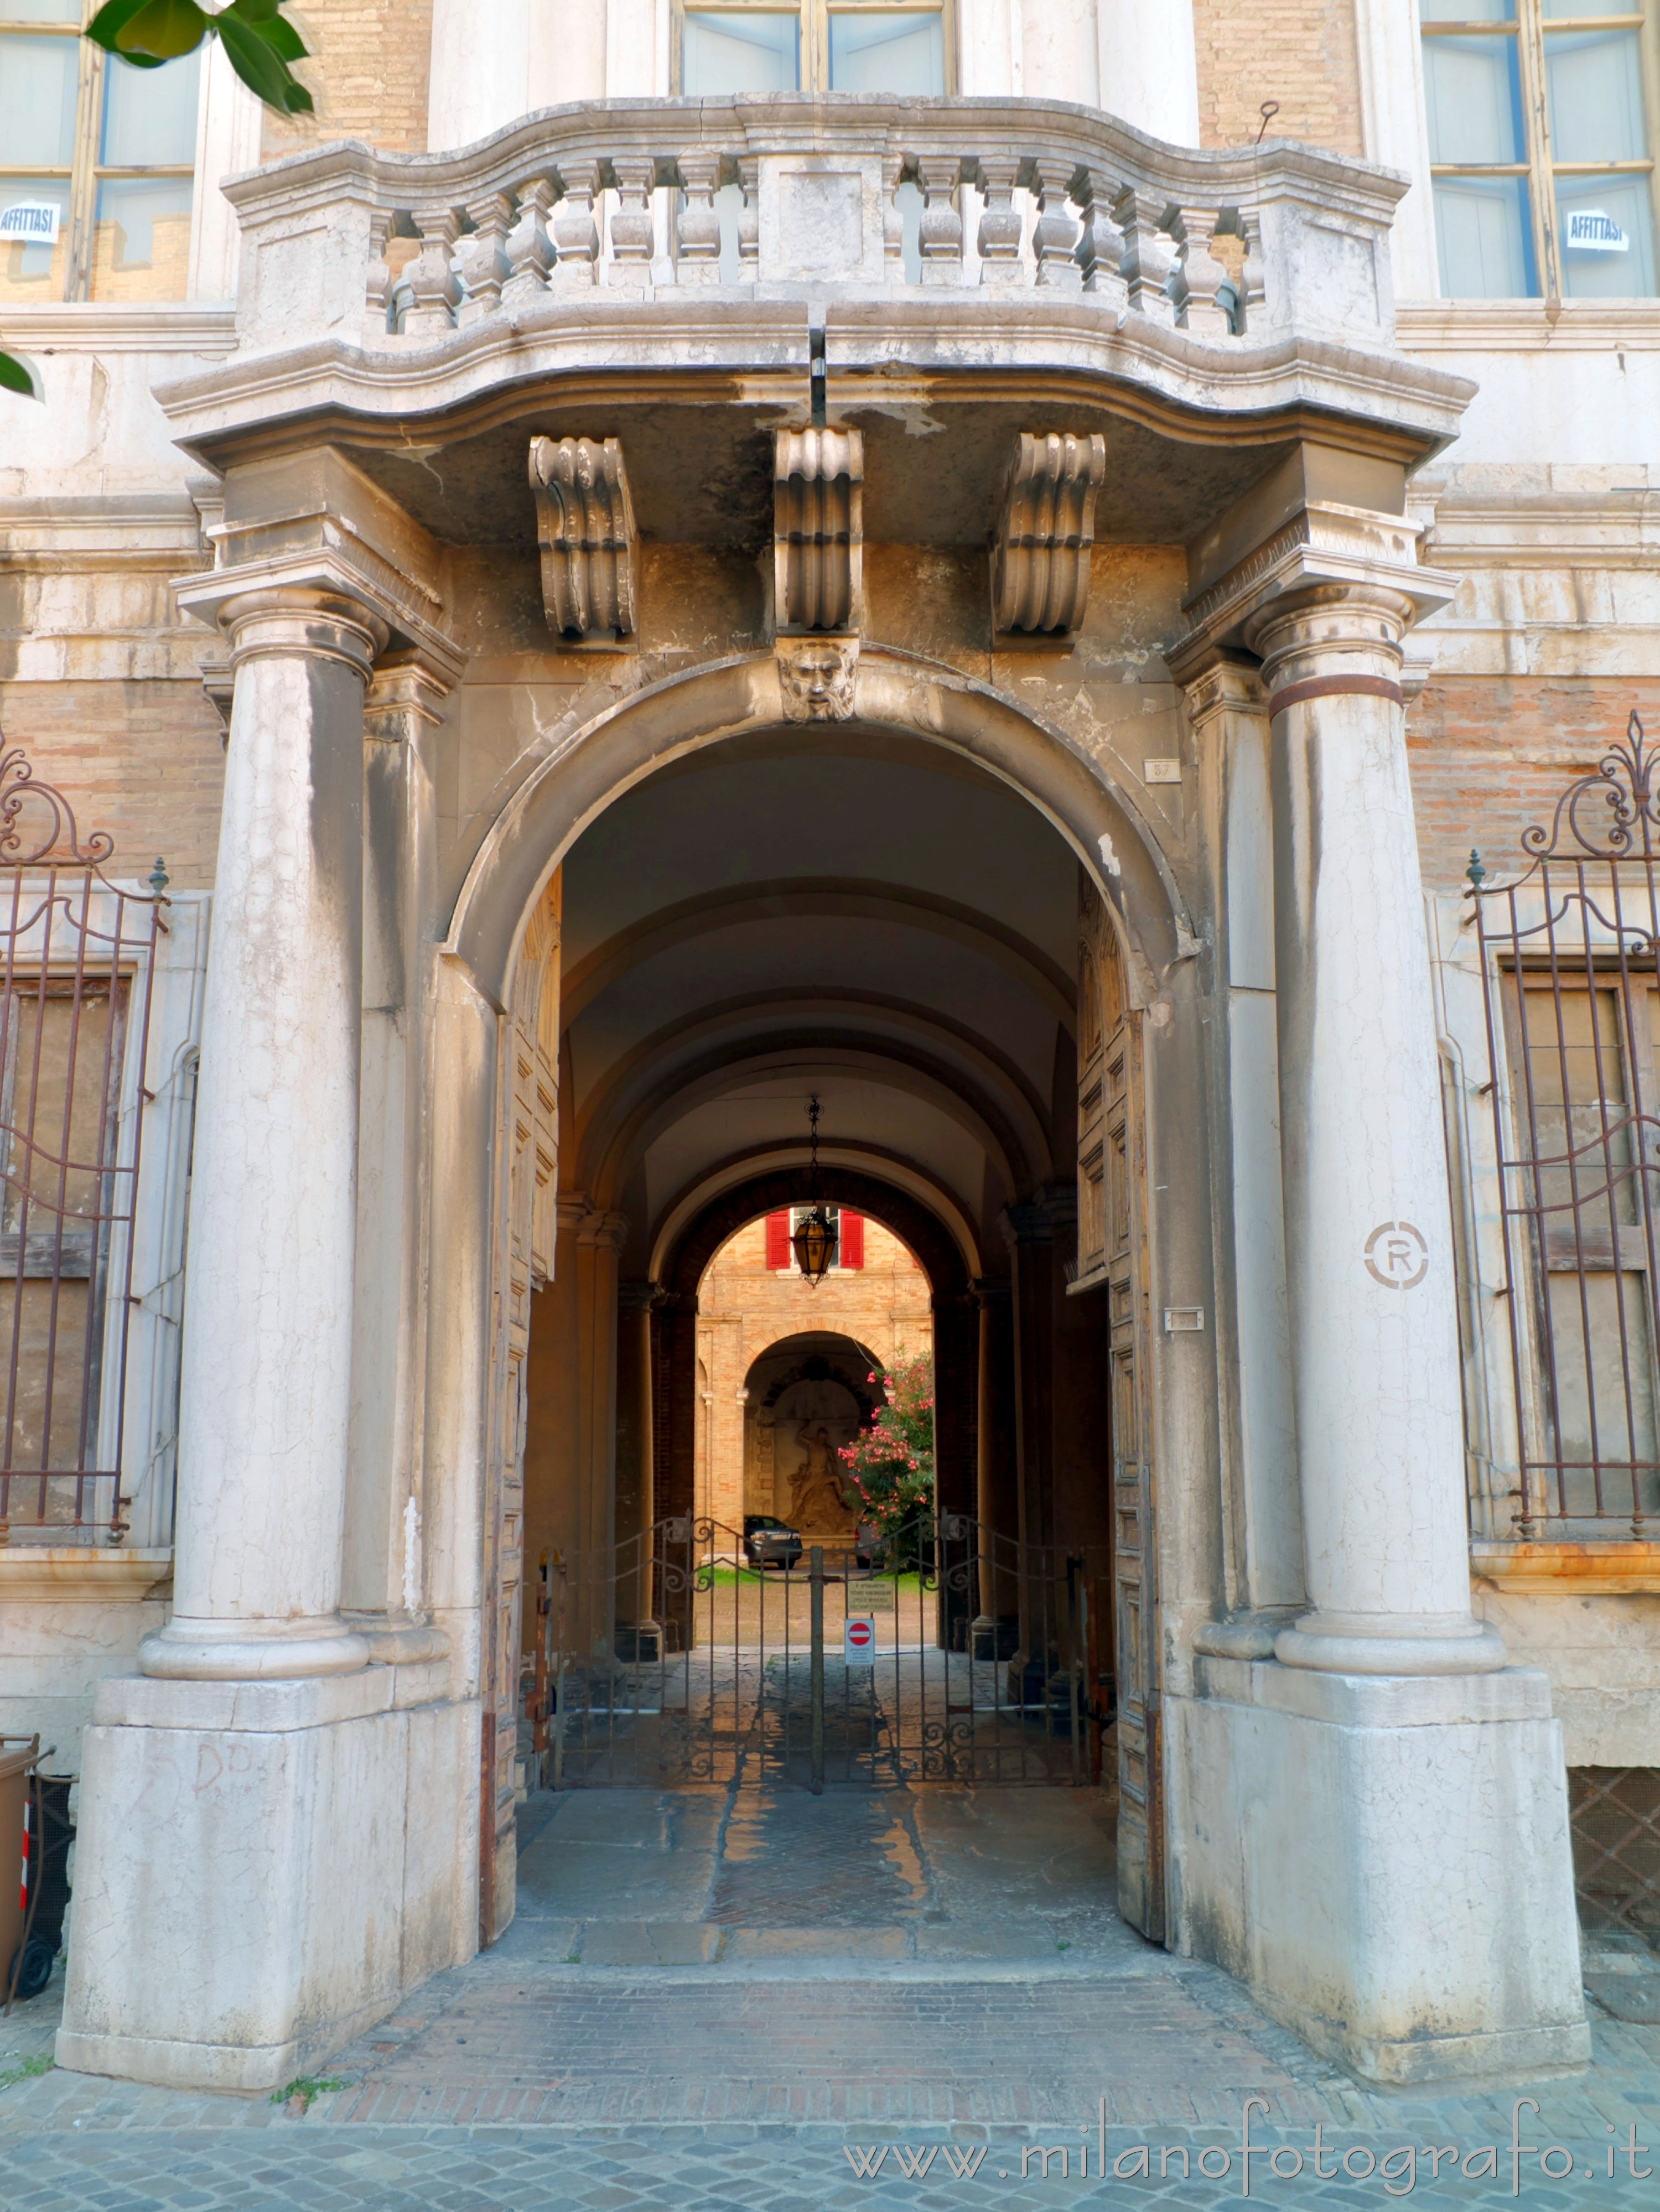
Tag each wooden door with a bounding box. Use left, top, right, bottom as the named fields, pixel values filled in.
left=479, top=874, right=561, bottom=1943
left=1077, top=874, right=1164, bottom=1940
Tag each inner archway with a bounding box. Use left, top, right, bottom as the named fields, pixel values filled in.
left=504, top=705, right=1159, bottom=1932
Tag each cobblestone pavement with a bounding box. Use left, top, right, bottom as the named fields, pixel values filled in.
left=4, top=1784, right=1660, bottom=2209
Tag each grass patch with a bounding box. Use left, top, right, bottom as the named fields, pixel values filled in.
left=0, top=2053, right=54, bottom=2095
left=273, top=2074, right=347, bottom=2112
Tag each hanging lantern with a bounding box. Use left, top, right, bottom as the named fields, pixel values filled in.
left=792, top=1095, right=839, bottom=1286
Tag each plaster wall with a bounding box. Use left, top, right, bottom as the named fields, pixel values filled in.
left=1472, top=1591, right=1660, bottom=1767
left=0, top=1569, right=170, bottom=1778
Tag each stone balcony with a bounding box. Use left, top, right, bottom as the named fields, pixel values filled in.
left=160, top=98, right=1471, bottom=506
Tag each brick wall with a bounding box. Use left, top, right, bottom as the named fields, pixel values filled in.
left=1408, top=677, right=1660, bottom=894
left=0, top=681, right=225, bottom=890
left=263, top=0, right=435, bottom=159
left=1192, top=0, right=1365, bottom=156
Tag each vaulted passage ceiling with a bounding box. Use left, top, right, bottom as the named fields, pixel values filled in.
left=559, top=727, right=1081, bottom=1280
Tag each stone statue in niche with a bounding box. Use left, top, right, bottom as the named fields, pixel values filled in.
left=777, top=636, right=858, bottom=722
left=790, top=1422, right=855, bottom=1531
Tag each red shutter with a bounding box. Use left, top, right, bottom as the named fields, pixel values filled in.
left=765, top=1211, right=791, bottom=1269
left=839, top=1211, right=864, bottom=1269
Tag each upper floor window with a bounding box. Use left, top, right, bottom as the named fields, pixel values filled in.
left=0, top=0, right=199, bottom=305
left=679, top=2, right=948, bottom=95
left=1422, top=0, right=1658, bottom=297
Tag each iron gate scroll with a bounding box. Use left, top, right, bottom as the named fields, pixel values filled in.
left=1470, top=713, right=1660, bottom=1535
left=0, top=749, right=164, bottom=1542
left=534, top=1513, right=1113, bottom=1789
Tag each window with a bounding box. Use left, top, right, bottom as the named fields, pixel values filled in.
left=1422, top=0, right=1658, bottom=297
left=765, top=1207, right=865, bottom=1269
left=679, top=2, right=948, bottom=95
left=0, top=0, right=200, bottom=305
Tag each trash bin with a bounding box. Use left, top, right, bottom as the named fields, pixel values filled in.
left=1, top=1736, right=37, bottom=2005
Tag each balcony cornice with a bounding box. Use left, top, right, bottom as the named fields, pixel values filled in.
left=154, top=292, right=1474, bottom=481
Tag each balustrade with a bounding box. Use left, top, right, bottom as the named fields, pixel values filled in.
left=222, top=97, right=1404, bottom=356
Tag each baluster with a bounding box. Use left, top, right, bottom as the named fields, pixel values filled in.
left=736, top=156, right=759, bottom=278
left=1111, top=186, right=1177, bottom=325
left=1073, top=168, right=1126, bottom=309
left=676, top=152, right=722, bottom=286
left=883, top=154, right=907, bottom=282
left=976, top=155, right=1024, bottom=285
left=502, top=178, right=554, bottom=307
left=365, top=206, right=395, bottom=335
left=608, top=155, right=657, bottom=287
left=551, top=164, right=601, bottom=291
left=1237, top=211, right=1267, bottom=333
left=404, top=202, right=461, bottom=336
left=916, top=156, right=964, bottom=287
left=1171, top=206, right=1232, bottom=339
left=458, top=190, right=513, bottom=325
left=1032, top=165, right=1081, bottom=291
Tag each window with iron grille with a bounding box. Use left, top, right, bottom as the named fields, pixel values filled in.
left=0, top=749, right=166, bottom=1541
left=1469, top=713, right=1660, bottom=1535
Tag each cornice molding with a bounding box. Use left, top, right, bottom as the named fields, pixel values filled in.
left=1398, top=299, right=1660, bottom=353
left=0, top=304, right=237, bottom=356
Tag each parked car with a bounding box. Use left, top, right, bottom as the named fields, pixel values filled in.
left=854, top=1522, right=886, bottom=1569
left=743, top=1514, right=803, bottom=1570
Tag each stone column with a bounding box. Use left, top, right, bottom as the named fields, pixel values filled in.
left=143, top=588, right=386, bottom=1681
left=971, top=1275, right=1017, bottom=1654
left=1247, top=585, right=1502, bottom=1678
left=615, top=1278, right=660, bottom=1643
left=929, top=1288, right=978, bottom=1648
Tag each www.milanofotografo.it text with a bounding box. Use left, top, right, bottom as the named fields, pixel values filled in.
left=842, top=2100, right=1656, bottom=2194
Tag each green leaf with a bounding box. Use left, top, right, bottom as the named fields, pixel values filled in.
left=281, top=74, right=313, bottom=112
left=215, top=8, right=298, bottom=110
left=112, top=0, right=210, bottom=60
left=0, top=351, right=42, bottom=401
left=85, top=0, right=156, bottom=54
left=221, top=0, right=307, bottom=60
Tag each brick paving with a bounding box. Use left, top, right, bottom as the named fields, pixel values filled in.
left=4, top=1784, right=1660, bottom=2208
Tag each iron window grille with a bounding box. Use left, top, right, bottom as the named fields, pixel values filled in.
left=0, top=745, right=165, bottom=1541
left=1470, top=711, right=1660, bottom=1536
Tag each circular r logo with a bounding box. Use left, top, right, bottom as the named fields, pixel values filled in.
left=1365, top=1221, right=1428, bottom=1289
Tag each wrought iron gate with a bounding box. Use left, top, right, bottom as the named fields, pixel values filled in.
left=531, top=1513, right=1112, bottom=1789
left=0, top=749, right=164, bottom=1541
left=1470, top=712, right=1660, bottom=1535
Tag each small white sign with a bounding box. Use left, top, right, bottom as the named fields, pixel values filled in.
left=1144, top=758, right=1182, bottom=786
left=1163, top=1306, right=1205, bottom=1333
left=844, top=1614, right=876, bottom=1665
left=1566, top=209, right=1628, bottom=254
left=0, top=201, right=61, bottom=246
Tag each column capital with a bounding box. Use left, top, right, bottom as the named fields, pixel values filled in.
left=364, top=647, right=455, bottom=739
left=576, top=1206, right=629, bottom=1255
left=1173, top=648, right=1264, bottom=729
left=176, top=544, right=464, bottom=693
left=1242, top=581, right=1420, bottom=712
left=971, top=1274, right=1012, bottom=1306
left=618, top=1277, right=663, bottom=1313
left=1171, top=499, right=1456, bottom=676
left=217, top=586, right=389, bottom=681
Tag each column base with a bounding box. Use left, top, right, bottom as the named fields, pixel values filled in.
left=141, top=1612, right=371, bottom=1680
left=57, top=1670, right=480, bottom=2091
left=1168, top=1659, right=1590, bottom=2085
left=1275, top=1608, right=1507, bottom=1676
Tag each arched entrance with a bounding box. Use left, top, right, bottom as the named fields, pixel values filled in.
left=475, top=657, right=1175, bottom=1936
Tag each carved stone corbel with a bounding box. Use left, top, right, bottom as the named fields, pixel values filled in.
left=773, top=428, right=863, bottom=634
left=528, top=435, right=637, bottom=640
left=992, top=431, right=1108, bottom=639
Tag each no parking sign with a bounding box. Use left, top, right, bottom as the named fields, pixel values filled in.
left=844, top=1615, right=876, bottom=1665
